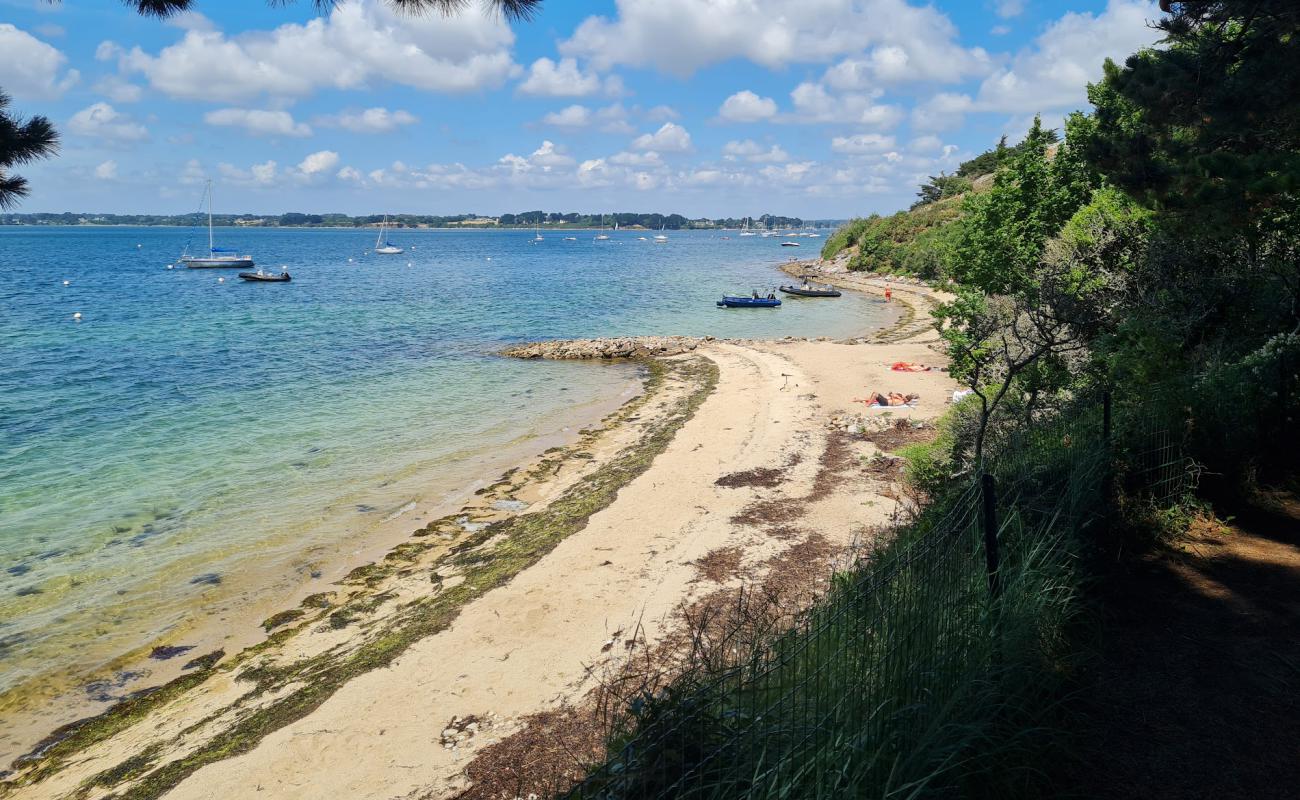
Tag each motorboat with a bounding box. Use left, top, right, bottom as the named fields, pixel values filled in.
left=238, top=269, right=291, bottom=282
left=717, top=293, right=781, bottom=308
left=780, top=278, right=840, bottom=297
left=781, top=241, right=801, bottom=247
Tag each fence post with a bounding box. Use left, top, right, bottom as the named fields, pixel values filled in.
left=981, top=472, right=1000, bottom=601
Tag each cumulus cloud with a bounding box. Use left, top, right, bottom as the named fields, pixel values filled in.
left=297, top=150, right=340, bottom=176
left=118, top=2, right=518, bottom=102
left=784, top=82, right=903, bottom=127
left=831, top=133, right=897, bottom=154
left=910, top=92, right=974, bottom=131
left=67, top=103, right=148, bottom=142
left=976, top=0, right=1161, bottom=114
left=561, top=0, right=990, bottom=81
left=94, top=160, right=118, bottom=180
left=316, top=107, right=417, bottom=133
left=93, top=76, right=144, bottom=103
left=204, top=108, right=312, bottom=137
left=0, top=24, right=79, bottom=99
left=722, top=139, right=790, bottom=163
left=717, top=90, right=777, bottom=123
left=995, top=0, right=1027, bottom=18
left=631, top=122, right=693, bottom=153
left=541, top=104, right=592, bottom=128
left=517, top=57, right=619, bottom=97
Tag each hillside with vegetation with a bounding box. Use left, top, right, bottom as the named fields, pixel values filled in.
left=563, top=3, right=1300, bottom=798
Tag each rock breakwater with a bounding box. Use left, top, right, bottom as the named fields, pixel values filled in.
left=502, top=336, right=706, bottom=360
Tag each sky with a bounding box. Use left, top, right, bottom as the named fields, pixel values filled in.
left=1, top=0, right=1166, bottom=218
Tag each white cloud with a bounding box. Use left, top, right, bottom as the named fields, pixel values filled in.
left=561, top=0, right=990, bottom=81
left=541, top=104, right=592, bottom=128
left=631, top=122, right=693, bottom=153
left=831, top=133, right=897, bottom=154
left=297, top=150, right=339, bottom=176
left=908, top=135, right=945, bottom=152
left=722, top=139, right=790, bottom=163
left=976, top=0, right=1161, bottom=114
left=316, top=107, right=417, bottom=133
left=517, top=57, right=620, bottom=97
left=991, top=25, right=1012, bottom=36
left=0, top=24, right=79, bottom=99
left=995, top=0, right=1027, bottom=18
left=609, top=150, right=665, bottom=167
left=911, top=92, right=973, bottom=131
left=717, top=90, right=777, bottom=123
left=784, top=82, right=903, bottom=127
left=337, top=165, right=363, bottom=182
left=67, top=103, right=148, bottom=142
left=204, top=108, right=312, bottom=137
left=645, top=105, right=679, bottom=122
left=528, top=140, right=576, bottom=168
left=119, top=2, right=518, bottom=102
left=93, top=76, right=144, bottom=103
left=219, top=159, right=278, bottom=187
left=94, top=160, right=118, bottom=180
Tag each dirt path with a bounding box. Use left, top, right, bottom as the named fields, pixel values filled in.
left=1071, top=490, right=1300, bottom=799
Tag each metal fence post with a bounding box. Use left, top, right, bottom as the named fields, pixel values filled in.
left=981, top=472, right=1000, bottom=601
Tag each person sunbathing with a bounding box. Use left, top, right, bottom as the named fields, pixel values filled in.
left=855, top=391, right=919, bottom=407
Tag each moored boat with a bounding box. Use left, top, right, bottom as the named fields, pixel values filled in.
left=238, top=269, right=291, bottom=282
left=779, top=282, right=840, bottom=297
left=180, top=180, right=254, bottom=268
left=717, top=293, right=781, bottom=308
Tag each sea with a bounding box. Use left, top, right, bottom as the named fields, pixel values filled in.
left=0, top=225, right=895, bottom=759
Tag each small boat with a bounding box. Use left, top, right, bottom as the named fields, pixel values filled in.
left=780, top=279, right=840, bottom=297
left=374, top=214, right=403, bottom=254
left=781, top=241, right=801, bottom=247
left=238, top=269, right=290, bottom=282
left=180, top=180, right=254, bottom=268
left=717, top=294, right=781, bottom=308
left=594, top=214, right=610, bottom=240
left=564, top=236, right=577, bottom=241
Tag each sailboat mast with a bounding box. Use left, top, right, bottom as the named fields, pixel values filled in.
left=207, top=180, right=214, bottom=254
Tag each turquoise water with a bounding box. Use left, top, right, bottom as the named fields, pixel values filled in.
left=0, top=226, right=891, bottom=745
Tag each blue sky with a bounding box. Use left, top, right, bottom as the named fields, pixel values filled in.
left=1, top=0, right=1164, bottom=218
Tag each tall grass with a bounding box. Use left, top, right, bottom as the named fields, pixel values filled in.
left=568, top=410, right=1112, bottom=799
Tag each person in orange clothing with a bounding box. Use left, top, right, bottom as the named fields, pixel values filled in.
left=884, top=285, right=892, bottom=302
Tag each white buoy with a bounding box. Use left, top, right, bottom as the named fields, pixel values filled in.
left=63, top=280, right=71, bottom=286
left=218, top=277, right=224, bottom=283
left=73, top=312, right=82, bottom=320
left=407, top=261, right=413, bottom=267
left=137, top=244, right=142, bottom=249
left=348, top=258, right=354, bottom=263
left=487, top=257, right=492, bottom=261
left=167, top=264, right=174, bottom=270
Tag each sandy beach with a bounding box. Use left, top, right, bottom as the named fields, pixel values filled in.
left=3, top=268, right=955, bottom=800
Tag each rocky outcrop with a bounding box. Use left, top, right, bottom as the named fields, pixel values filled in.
left=501, top=336, right=707, bottom=360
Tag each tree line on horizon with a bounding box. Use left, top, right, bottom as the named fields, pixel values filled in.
left=0, top=210, right=815, bottom=229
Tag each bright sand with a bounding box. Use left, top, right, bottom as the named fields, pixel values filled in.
left=4, top=274, right=956, bottom=799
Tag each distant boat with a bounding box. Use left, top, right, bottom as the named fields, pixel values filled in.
left=564, top=236, right=577, bottom=241
left=637, top=236, right=648, bottom=241
left=739, top=219, right=756, bottom=237
left=717, top=294, right=781, bottom=308
left=594, top=214, right=610, bottom=241
left=374, top=215, right=403, bottom=254
left=654, top=225, right=668, bottom=243
left=180, top=180, right=254, bottom=269
left=239, top=269, right=291, bottom=283
left=781, top=241, right=801, bottom=247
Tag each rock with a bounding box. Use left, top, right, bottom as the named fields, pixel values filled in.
left=501, top=336, right=704, bottom=361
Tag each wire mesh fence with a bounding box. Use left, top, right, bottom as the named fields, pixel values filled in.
left=564, top=401, right=1192, bottom=800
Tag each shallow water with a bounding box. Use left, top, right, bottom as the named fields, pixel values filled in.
left=0, top=226, right=892, bottom=752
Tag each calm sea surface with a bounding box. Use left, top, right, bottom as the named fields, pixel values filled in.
left=0, top=225, right=893, bottom=750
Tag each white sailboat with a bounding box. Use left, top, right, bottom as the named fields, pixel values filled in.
left=739, top=219, right=756, bottom=237
left=534, top=221, right=544, bottom=242
left=374, top=214, right=403, bottom=254
left=180, top=180, right=254, bottom=268
left=654, top=224, right=668, bottom=243
left=594, top=213, right=610, bottom=241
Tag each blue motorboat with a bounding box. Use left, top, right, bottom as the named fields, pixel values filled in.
left=717, top=294, right=781, bottom=308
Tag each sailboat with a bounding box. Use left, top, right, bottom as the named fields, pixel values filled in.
left=533, top=221, right=544, bottom=242
left=654, top=224, right=668, bottom=243
left=374, top=215, right=403, bottom=254
left=594, top=214, right=610, bottom=241
left=739, top=219, right=756, bottom=237
left=180, top=180, right=254, bottom=268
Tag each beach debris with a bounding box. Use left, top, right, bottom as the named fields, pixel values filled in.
left=149, top=644, right=196, bottom=661
left=440, top=714, right=493, bottom=749
left=491, top=499, right=528, bottom=513
left=502, top=335, right=704, bottom=360
left=189, top=572, right=222, bottom=586
left=181, top=649, right=225, bottom=671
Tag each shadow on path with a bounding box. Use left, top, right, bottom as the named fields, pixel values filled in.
left=1072, top=490, right=1300, bottom=799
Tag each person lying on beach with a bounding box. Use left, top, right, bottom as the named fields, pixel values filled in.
left=890, top=361, right=931, bottom=372
left=854, top=391, right=919, bottom=407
